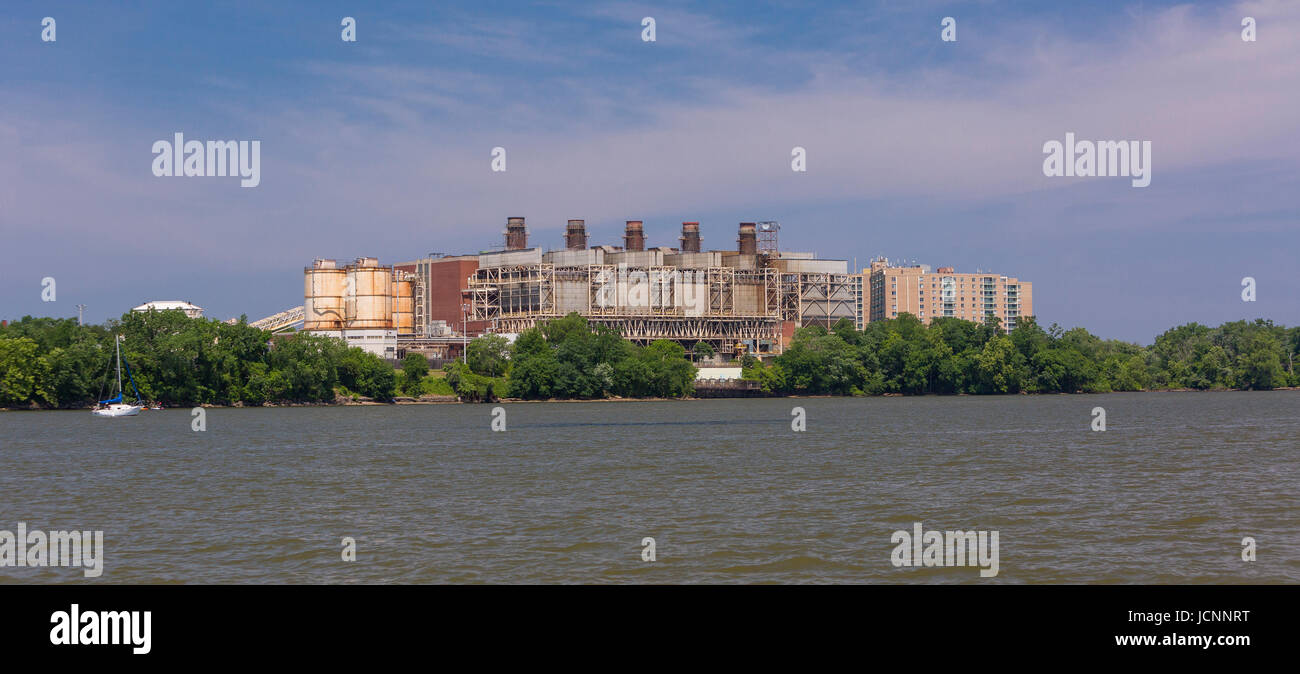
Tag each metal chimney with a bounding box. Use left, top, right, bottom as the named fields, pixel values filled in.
left=505, top=217, right=527, bottom=250
left=623, top=220, right=645, bottom=251
left=564, top=219, right=588, bottom=250
left=680, top=222, right=701, bottom=253
left=737, top=222, right=757, bottom=255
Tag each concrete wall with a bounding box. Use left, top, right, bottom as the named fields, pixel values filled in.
left=733, top=282, right=762, bottom=316
left=719, top=253, right=758, bottom=270
left=555, top=279, right=588, bottom=314
left=544, top=249, right=604, bottom=267
left=605, top=250, right=663, bottom=267
left=775, top=258, right=848, bottom=274
left=663, top=251, right=721, bottom=268
left=479, top=248, right=542, bottom=268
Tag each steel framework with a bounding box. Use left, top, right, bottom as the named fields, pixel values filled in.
left=467, top=262, right=783, bottom=350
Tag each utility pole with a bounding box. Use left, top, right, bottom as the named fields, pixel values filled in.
left=461, top=304, right=469, bottom=364
left=76, top=304, right=86, bottom=326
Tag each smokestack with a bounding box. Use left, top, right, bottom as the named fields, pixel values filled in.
left=738, top=222, right=757, bottom=255
left=505, top=217, right=527, bottom=250
left=623, top=220, right=645, bottom=251
left=679, top=222, right=701, bottom=253
left=564, top=219, right=588, bottom=250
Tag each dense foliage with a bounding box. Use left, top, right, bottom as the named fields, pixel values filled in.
left=3, top=310, right=1295, bottom=407
left=742, top=315, right=1299, bottom=395
left=0, top=311, right=395, bottom=407
left=501, top=313, right=697, bottom=399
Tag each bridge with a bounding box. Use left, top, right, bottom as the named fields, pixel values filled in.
left=248, top=306, right=304, bottom=333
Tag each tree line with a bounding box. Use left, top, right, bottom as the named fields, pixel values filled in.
left=2, top=310, right=1295, bottom=408
left=0, top=311, right=394, bottom=407
left=744, top=315, right=1298, bottom=395
left=435, top=313, right=698, bottom=401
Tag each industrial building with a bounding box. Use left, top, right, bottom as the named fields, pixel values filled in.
left=301, top=257, right=396, bottom=358
left=464, top=218, right=855, bottom=355
left=294, top=219, right=1034, bottom=361
left=296, top=218, right=854, bottom=359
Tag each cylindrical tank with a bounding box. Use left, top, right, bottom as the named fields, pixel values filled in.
left=345, top=257, right=394, bottom=329
left=394, top=276, right=415, bottom=334
left=303, top=259, right=346, bottom=330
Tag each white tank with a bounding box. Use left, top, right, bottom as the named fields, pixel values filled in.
left=304, top=259, right=346, bottom=330
left=345, top=258, right=394, bottom=329
left=395, top=278, right=415, bottom=334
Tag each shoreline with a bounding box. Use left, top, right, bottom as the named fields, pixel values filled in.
left=3, top=386, right=1295, bottom=411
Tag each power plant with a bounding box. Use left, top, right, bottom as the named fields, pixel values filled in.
left=287, top=217, right=1030, bottom=361
left=292, top=218, right=852, bottom=360
left=464, top=218, right=858, bottom=357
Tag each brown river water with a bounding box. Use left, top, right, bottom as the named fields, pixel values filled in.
left=1, top=392, right=1296, bottom=583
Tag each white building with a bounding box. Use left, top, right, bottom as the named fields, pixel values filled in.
left=131, top=300, right=204, bottom=318
left=695, top=367, right=743, bottom=381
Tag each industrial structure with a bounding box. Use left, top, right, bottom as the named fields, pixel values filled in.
left=290, top=218, right=1033, bottom=361
left=462, top=218, right=856, bottom=355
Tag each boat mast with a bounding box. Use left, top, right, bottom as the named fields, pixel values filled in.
left=115, top=335, right=123, bottom=399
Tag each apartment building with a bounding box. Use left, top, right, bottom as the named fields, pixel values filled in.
left=866, top=258, right=1032, bottom=331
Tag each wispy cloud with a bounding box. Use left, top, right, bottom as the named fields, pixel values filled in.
left=1, top=0, right=1296, bottom=339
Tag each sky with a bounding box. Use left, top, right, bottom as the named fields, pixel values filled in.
left=1, top=0, right=1297, bottom=343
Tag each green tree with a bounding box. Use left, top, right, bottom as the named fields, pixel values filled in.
left=0, top=338, right=54, bottom=405
left=976, top=335, right=1026, bottom=394
left=1237, top=332, right=1285, bottom=390
left=467, top=335, right=511, bottom=377
left=402, top=353, right=430, bottom=382
left=691, top=341, right=716, bottom=363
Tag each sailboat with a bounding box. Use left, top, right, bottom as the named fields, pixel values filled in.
left=92, top=335, right=144, bottom=417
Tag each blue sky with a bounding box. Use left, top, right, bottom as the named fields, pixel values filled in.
left=2, top=0, right=1297, bottom=342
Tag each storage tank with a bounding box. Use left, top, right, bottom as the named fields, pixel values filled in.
left=394, top=274, right=415, bottom=334
left=345, top=257, right=394, bottom=329
left=304, top=259, right=346, bottom=330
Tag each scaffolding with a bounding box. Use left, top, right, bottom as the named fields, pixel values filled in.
left=757, top=221, right=780, bottom=256
left=780, top=272, right=857, bottom=328
left=469, top=263, right=555, bottom=321
left=467, top=262, right=782, bottom=351
left=413, top=270, right=427, bottom=337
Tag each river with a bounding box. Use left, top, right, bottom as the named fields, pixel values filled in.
left=1, top=392, right=1296, bottom=583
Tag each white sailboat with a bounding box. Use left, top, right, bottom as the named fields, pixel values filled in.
left=92, top=335, right=144, bottom=417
